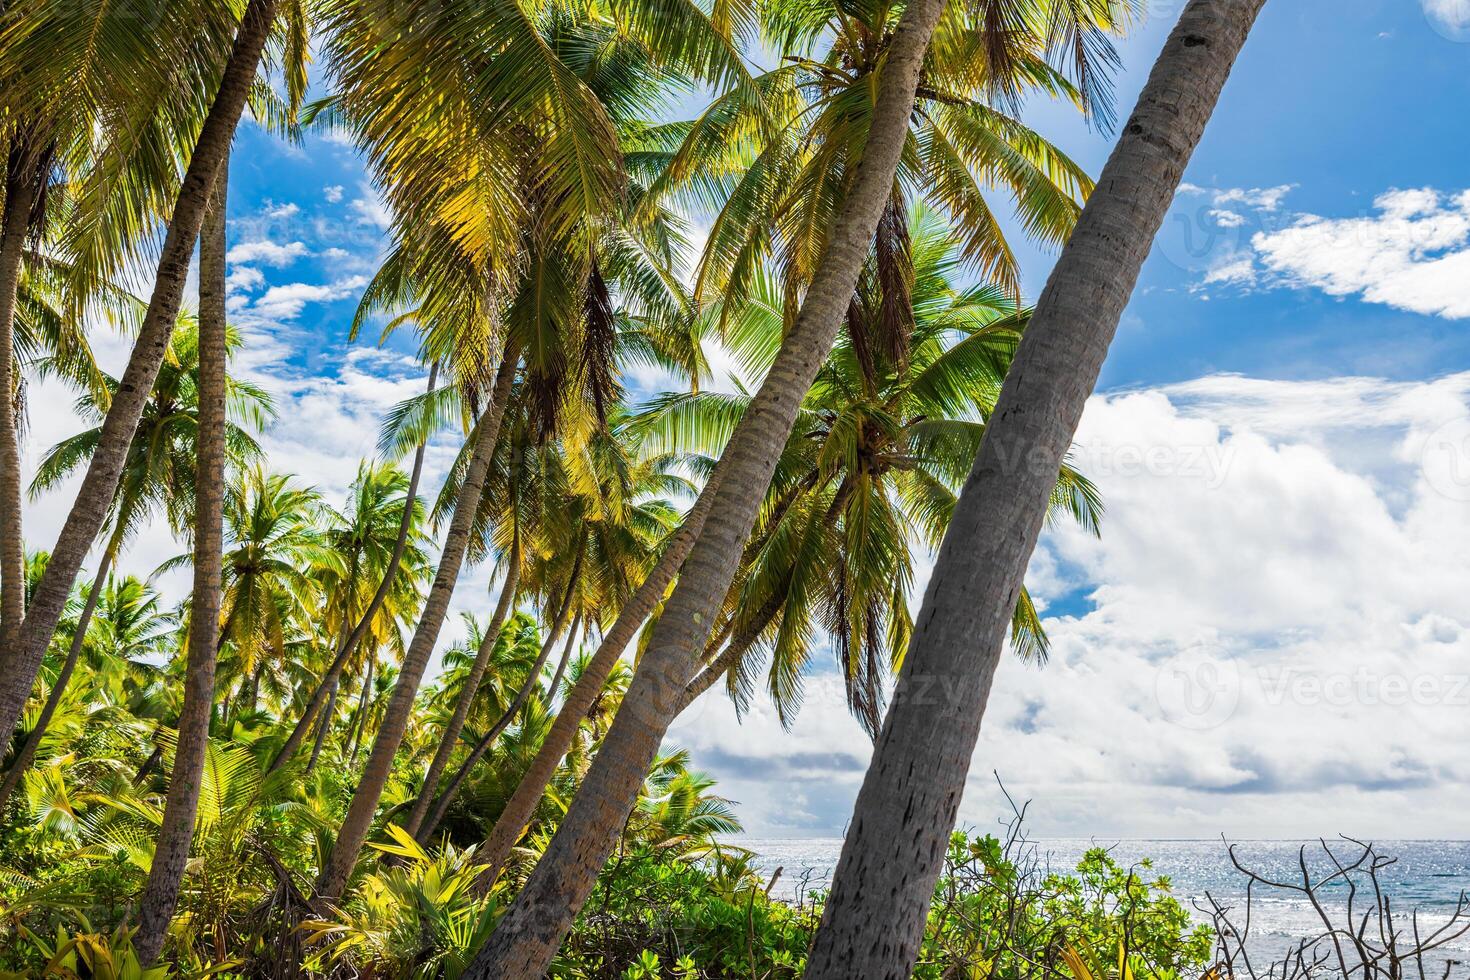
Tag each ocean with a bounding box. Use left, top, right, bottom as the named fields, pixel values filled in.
left=738, top=837, right=1470, bottom=972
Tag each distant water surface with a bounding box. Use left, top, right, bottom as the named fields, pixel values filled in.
left=737, top=837, right=1470, bottom=968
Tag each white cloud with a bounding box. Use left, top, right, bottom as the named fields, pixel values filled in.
left=225, top=239, right=309, bottom=267
left=1202, top=253, right=1257, bottom=287
left=1209, top=209, right=1248, bottom=228
left=677, top=371, right=1470, bottom=837
left=225, top=266, right=265, bottom=294
left=324, top=184, right=345, bottom=203
left=1248, top=187, right=1470, bottom=319
left=1181, top=183, right=1296, bottom=212
left=350, top=193, right=392, bottom=230
left=264, top=202, right=300, bottom=219
left=250, top=275, right=368, bottom=320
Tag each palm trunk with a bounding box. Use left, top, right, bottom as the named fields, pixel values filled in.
left=677, top=595, right=782, bottom=713
left=267, top=363, right=440, bottom=775
left=0, top=150, right=37, bottom=658
left=315, top=345, right=519, bottom=899
left=467, top=461, right=726, bottom=882
left=543, top=611, right=580, bottom=710
left=0, top=0, right=279, bottom=750
left=0, top=544, right=114, bottom=813
left=347, top=653, right=374, bottom=765
left=304, top=676, right=338, bottom=774
left=465, top=7, right=942, bottom=973
left=133, top=147, right=235, bottom=966
left=416, top=554, right=581, bottom=845
left=402, top=537, right=522, bottom=837
left=804, top=3, right=1266, bottom=975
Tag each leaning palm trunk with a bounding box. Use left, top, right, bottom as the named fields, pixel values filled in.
left=134, top=150, right=235, bottom=966
left=416, top=559, right=580, bottom=843
left=0, top=544, right=114, bottom=813
left=802, top=3, right=1267, bottom=975
left=466, top=462, right=724, bottom=881
left=266, top=364, right=440, bottom=775
left=0, top=154, right=37, bottom=655
left=464, top=0, right=947, bottom=970
left=401, top=537, right=521, bottom=837
left=0, top=0, right=279, bottom=748
left=305, top=677, right=337, bottom=774
left=315, top=346, right=519, bottom=899
left=346, top=653, right=374, bottom=764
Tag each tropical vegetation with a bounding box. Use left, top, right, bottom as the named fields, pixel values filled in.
left=0, top=0, right=1268, bottom=975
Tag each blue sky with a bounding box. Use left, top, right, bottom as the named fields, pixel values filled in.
left=24, top=0, right=1470, bottom=839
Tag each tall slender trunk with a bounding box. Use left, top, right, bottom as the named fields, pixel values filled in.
left=466, top=11, right=940, bottom=976
left=417, top=555, right=581, bottom=845
left=305, top=676, right=338, bottom=775
left=347, top=653, right=374, bottom=765
left=134, top=147, right=235, bottom=966
left=468, top=462, right=726, bottom=881
left=0, top=545, right=113, bottom=814
left=267, top=363, right=440, bottom=775
left=0, top=148, right=38, bottom=662
left=0, top=0, right=278, bottom=749
left=804, top=4, right=1266, bottom=975
left=402, top=536, right=522, bottom=837
left=544, top=611, right=580, bottom=710
left=315, top=346, right=519, bottom=899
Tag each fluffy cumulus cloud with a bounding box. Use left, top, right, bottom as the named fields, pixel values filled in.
left=225, top=238, right=310, bottom=267
left=1172, top=184, right=1470, bottom=319
left=677, top=371, right=1470, bottom=838
left=249, top=275, right=369, bottom=321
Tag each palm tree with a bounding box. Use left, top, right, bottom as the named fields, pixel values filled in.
left=660, top=0, right=1108, bottom=325
left=465, top=1, right=954, bottom=972
left=312, top=0, right=724, bottom=896
left=0, top=0, right=229, bottom=659
left=0, top=0, right=282, bottom=770
left=1, top=315, right=271, bottom=814
left=648, top=206, right=1101, bottom=736
left=309, top=461, right=429, bottom=752
left=803, top=2, right=1269, bottom=974
left=266, top=372, right=437, bottom=776
left=466, top=0, right=1132, bottom=970
left=208, top=468, right=335, bottom=717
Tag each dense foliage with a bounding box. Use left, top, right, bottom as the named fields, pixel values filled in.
left=0, top=0, right=1169, bottom=973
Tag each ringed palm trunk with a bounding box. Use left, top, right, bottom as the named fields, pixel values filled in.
left=315, top=345, right=519, bottom=899
left=465, top=0, right=947, bottom=971
left=466, top=462, right=724, bottom=879
left=415, top=563, right=581, bottom=844
left=133, top=152, right=233, bottom=966
left=266, top=364, right=440, bottom=775
left=0, top=0, right=279, bottom=748
left=0, top=544, right=114, bottom=814
left=802, top=3, right=1268, bottom=976
left=401, top=536, right=521, bottom=837
left=0, top=156, right=37, bottom=656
